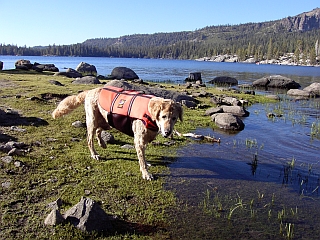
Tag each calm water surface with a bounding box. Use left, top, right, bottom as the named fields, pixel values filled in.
left=1, top=55, right=320, bottom=87
left=1, top=55, right=320, bottom=238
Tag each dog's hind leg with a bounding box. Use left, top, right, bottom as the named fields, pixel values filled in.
left=85, top=94, right=101, bottom=160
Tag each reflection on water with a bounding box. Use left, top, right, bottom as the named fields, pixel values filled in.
left=167, top=98, right=320, bottom=239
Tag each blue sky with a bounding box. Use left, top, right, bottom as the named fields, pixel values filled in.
left=0, top=0, right=318, bottom=47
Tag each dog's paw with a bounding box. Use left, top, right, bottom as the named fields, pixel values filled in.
left=142, top=172, right=154, bottom=180
left=91, top=154, right=100, bottom=160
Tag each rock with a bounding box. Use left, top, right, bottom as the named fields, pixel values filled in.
left=253, top=75, right=301, bottom=89
left=1, top=156, right=13, bottom=164
left=221, top=106, right=249, bottom=117
left=63, top=197, right=113, bottom=232
left=211, top=113, right=245, bottom=131
left=47, top=198, right=63, bottom=209
left=105, top=80, right=195, bottom=103
left=265, top=95, right=280, bottom=100
left=8, top=148, right=24, bottom=156
left=287, top=89, right=311, bottom=98
left=121, top=144, right=135, bottom=149
left=73, top=76, right=101, bottom=84
left=72, top=120, right=86, bottom=128
left=185, top=72, right=202, bottom=82
left=14, top=160, right=24, bottom=167
left=303, top=82, right=320, bottom=96
left=15, top=59, right=33, bottom=70
left=1, top=180, right=11, bottom=189
left=204, top=107, right=223, bottom=116
left=0, top=61, right=3, bottom=70
left=181, top=100, right=197, bottom=108
left=222, top=97, right=241, bottom=106
left=208, top=76, right=238, bottom=86
left=101, top=131, right=115, bottom=144
left=76, top=62, right=97, bottom=76
left=44, top=209, right=65, bottom=226
left=33, top=63, right=59, bottom=72
left=49, top=80, right=64, bottom=86
left=110, top=67, right=139, bottom=80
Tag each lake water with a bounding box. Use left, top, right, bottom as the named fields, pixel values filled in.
left=1, top=55, right=320, bottom=238
left=1, top=55, right=320, bottom=87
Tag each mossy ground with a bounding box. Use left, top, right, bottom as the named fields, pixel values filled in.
left=0, top=69, right=272, bottom=239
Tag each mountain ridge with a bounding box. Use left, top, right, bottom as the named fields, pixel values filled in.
left=83, top=8, right=320, bottom=48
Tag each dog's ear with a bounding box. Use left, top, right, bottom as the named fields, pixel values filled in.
left=175, top=102, right=183, bottom=122
left=148, top=98, right=162, bottom=120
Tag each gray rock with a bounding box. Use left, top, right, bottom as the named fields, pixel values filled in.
left=303, top=82, right=320, bottom=96
left=1, top=181, right=11, bottom=189
left=110, top=67, right=139, bottom=80
left=76, top=62, right=97, bottom=76
left=72, top=120, right=86, bottom=128
left=1, top=156, right=13, bottom=164
left=106, top=80, right=195, bottom=103
left=47, top=198, right=63, bottom=210
left=44, top=209, right=65, bottom=226
left=73, top=76, right=101, bottom=84
left=265, top=95, right=280, bottom=100
left=101, top=131, right=115, bottom=144
left=15, top=59, right=33, bottom=70
left=181, top=100, right=197, bottom=108
left=8, top=148, right=24, bottom=156
left=221, top=106, right=249, bottom=117
left=49, top=80, right=64, bottom=86
left=54, top=68, right=83, bottom=78
left=287, top=89, right=311, bottom=97
left=121, top=144, right=135, bottom=149
left=208, top=76, right=238, bottom=86
left=33, top=63, right=59, bottom=72
left=64, top=197, right=113, bottom=232
left=253, top=75, right=301, bottom=89
left=204, top=107, right=223, bottom=116
left=211, top=113, right=245, bottom=131
left=14, top=160, right=24, bottom=167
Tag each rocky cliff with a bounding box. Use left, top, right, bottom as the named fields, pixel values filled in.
left=278, top=8, right=320, bottom=32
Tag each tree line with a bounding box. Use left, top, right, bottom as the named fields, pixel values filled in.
left=1, top=27, right=319, bottom=64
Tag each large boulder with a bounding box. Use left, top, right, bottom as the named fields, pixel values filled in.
left=208, top=76, right=238, bottom=86
left=110, top=67, right=139, bottom=80
left=0, top=61, right=3, bottom=70
left=211, top=113, right=245, bottom=131
left=73, top=76, right=101, bottom=84
left=105, top=80, right=195, bottom=103
left=32, top=62, right=59, bottom=72
left=76, top=62, right=97, bottom=76
left=303, top=82, right=320, bottom=96
left=15, top=59, right=33, bottom=70
left=253, top=75, right=301, bottom=89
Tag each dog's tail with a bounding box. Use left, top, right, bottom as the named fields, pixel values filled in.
left=52, top=90, right=88, bottom=119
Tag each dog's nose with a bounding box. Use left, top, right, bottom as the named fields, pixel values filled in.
left=163, top=130, right=171, bottom=138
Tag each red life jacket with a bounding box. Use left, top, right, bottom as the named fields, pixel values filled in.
left=98, top=86, right=159, bottom=137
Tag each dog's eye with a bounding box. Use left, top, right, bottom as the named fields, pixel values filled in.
left=162, top=115, right=167, bottom=119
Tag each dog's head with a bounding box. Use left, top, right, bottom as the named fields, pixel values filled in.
left=148, top=98, right=183, bottom=138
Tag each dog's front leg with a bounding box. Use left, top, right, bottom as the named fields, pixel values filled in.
left=133, top=121, right=154, bottom=180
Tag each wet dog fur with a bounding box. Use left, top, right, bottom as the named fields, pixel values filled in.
left=52, top=87, right=183, bottom=180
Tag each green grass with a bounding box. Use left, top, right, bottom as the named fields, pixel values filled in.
left=0, top=69, right=274, bottom=239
